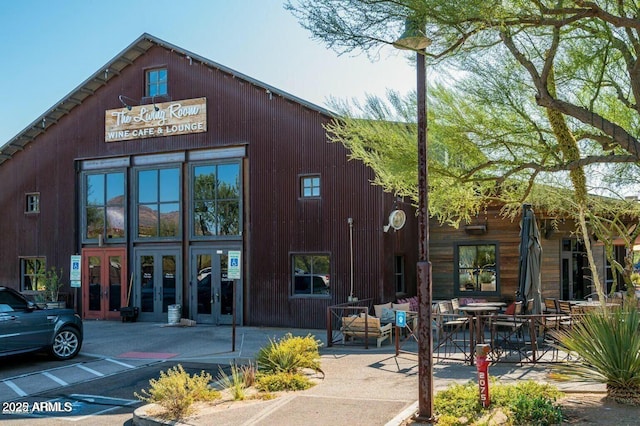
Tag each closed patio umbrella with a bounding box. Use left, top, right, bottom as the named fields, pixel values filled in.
left=517, top=204, right=543, bottom=314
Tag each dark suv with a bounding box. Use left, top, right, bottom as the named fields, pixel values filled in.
left=0, top=286, right=83, bottom=360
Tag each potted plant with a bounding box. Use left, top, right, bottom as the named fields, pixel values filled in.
left=43, top=266, right=65, bottom=308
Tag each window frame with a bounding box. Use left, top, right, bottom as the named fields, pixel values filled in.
left=394, top=255, right=406, bottom=295
left=291, top=253, right=331, bottom=298
left=189, top=160, right=243, bottom=240
left=146, top=67, right=168, bottom=97
left=81, top=169, right=127, bottom=244
left=20, top=257, right=46, bottom=292
left=25, top=192, right=40, bottom=214
left=134, top=165, right=182, bottom=241
left=300, top=174, right=321, bottom=199
left=454, top=241, right=500, bottom=296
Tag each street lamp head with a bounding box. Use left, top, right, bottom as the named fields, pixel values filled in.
left=393, top=17, right=431, bottom=50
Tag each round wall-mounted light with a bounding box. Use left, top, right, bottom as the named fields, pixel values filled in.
left=388, top=210, right=406, bottom=230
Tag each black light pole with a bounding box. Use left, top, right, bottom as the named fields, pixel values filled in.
left=394, top=19, right=434, bottom=423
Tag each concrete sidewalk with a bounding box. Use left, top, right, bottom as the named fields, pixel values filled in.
left=79, top=321, right=605, bottom=426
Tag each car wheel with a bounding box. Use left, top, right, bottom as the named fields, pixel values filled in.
left=51, top=327, right=81, bottom=360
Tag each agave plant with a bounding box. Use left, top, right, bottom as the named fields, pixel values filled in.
left=553, top=304, right=640, bottom=405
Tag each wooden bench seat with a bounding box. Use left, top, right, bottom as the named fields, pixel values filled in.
left=341, top=316, right=392, bottom=348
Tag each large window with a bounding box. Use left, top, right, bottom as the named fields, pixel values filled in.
left=137, top=167, right=181, bottom=238
left=146, top=68, right=167, bottom=97
left=20, top=257, right=46, bottom=292
left=85, top=172, right=125, bottom=241
left=292, top=254, right=330, bottom=296
left=456, top=243, right=498, bottom=293
left=192, top=163, right=241, bottom=237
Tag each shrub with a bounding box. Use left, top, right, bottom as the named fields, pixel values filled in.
left=135, top=364, right=220, bottom=419
left=434, top=379, right=563, bottom=426
left=255, top=372, right=314, bottom=392
left=553, top=305, right=640, bottom=404
left=216, top=363, right=258, bottom=401
left=510, top=394, right=563, bottom=425
left=256, top=333, right=323, bottom=375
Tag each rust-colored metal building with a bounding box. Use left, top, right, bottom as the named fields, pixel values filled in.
left=0, top=34, right=418, bottom=328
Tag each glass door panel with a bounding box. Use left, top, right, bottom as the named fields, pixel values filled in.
left=190, top=247, right=240, bottom=325
left=108, top=256, right=122, bottom=312
left=162, top=255, right=177, bottom=312
left=136, top=249, right=181, bottom=322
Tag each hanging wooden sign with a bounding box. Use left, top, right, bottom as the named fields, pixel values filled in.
left=105, top=97, right=207, bottom=142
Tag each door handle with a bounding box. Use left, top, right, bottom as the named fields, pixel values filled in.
left=215, top=293, right=220, bottom=302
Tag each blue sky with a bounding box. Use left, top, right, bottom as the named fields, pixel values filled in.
left=0, top=0, right=418, bottom=144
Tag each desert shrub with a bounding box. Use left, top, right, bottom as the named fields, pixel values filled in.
left=240, top=361, right=257, bottom=388
left=255, top=371, right=314, bottom=392
left=135, top=364, right=220, bottom=419
left=510, top=394, right=563, bottom=425
left=434, top=379, right=563, bottom=426
left=553, top=305, right=640, bottom=405
left=256, top=333, right=322, bottom=375
left=217, top=363, right=247, bottom=401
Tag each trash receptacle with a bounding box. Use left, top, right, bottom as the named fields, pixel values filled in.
left=168, top=304, right=181, bottom=324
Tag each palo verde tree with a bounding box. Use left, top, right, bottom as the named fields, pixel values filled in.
left=287, top=0, right=640, bottom=297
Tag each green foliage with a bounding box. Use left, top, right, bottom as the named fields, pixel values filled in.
left=41, top=266, right=64, bottom=302
left=217, top=364, right=248, bottom=401
left=510, top=394, right=563, bottom=426
left=134, top=364, right=220, bottom=419
left=434, top=379, right=563, bottom=426
left=256, top=333, right=323, bottom=375
left=553, top=305, right=640, bottom=403
left=255, top=372, right=313, bottom=392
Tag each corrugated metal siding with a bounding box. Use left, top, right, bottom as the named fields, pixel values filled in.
left=0, top=43, right=417, bottom=329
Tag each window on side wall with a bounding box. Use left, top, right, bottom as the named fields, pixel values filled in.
left=146, top=68, right=168, bottom=97
left=292, top=254, right=330, bottom=296
left=20, top=257, right=46, bottom=292
left=456, top=243, right=498, bottom=294
left=395, top=255, right=406, bottom=295
left=25, top=193, right=40, bottom=214
left=300, top=175, right=320, bottom=198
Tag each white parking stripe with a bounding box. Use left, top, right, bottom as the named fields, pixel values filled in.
left=104, top=358, right=135, bottom=369
left=4, top=380, right=27, bottom=397
left=42, top=371, right=68, bottom=386
left=76, top=364, right=104, bottom=377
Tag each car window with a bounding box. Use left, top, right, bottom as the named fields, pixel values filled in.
left=0, top=291, right=28, bottom=310
left=0, top=303, right=13, bottom=313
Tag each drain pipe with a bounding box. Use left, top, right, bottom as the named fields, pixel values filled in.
left=347, top=217, right=356, bottom=302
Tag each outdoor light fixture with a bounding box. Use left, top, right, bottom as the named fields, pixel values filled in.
left=394, top=16, right=435, bottom=424
left=118, top=94, right=136, bottom=111
left=151, top=95, right=160, bottom=111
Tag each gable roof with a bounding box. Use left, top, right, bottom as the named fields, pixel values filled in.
left=0, top=33, right=335, bottom=166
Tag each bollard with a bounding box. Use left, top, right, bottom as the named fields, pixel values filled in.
left=476, top=344, right=491, bottom=408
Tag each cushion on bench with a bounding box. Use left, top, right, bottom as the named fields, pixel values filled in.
left=341, top=316, right=392, bottom=347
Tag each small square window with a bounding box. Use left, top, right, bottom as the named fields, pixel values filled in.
left=25, top=193, right=40, bottom=213
left=146, top=68, right=168, bottom=97
left=301, top=175, right=320, bottom=198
